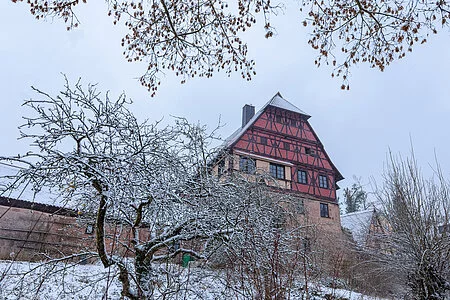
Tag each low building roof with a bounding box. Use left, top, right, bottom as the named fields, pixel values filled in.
left=0, top=196, right=77, bottom=216
left=341, top=209, right=374, bottom=245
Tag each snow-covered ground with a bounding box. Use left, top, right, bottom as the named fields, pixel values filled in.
left=0, top=260, right=388, bottom=300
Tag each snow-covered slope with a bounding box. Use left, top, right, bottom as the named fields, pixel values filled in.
left=0, top=260, right=388, bottom=300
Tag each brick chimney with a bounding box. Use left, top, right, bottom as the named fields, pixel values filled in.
left=242, top=104, right=255, bottom=127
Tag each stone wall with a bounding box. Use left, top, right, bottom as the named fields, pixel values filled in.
left=0, top=200, right=149, bottom=261
left=303, top=198, right=342, bottom=234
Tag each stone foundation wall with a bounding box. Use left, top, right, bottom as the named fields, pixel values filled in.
left=303, top=199, right=342, bottom=234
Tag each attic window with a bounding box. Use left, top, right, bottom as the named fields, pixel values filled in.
left=260, top=137, right=268, bottom=145
left=305, top=147, right=316, bottom=156
left=284, top=142, right=290, bottom=150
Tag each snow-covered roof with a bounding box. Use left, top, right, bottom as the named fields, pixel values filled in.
left=222, top=92, right=309, bottom=148
left=268, top=92, right=309, bottom=116
left=0, top=162, right=64, bottom=207
left=341, top=209, right=374, bottom=245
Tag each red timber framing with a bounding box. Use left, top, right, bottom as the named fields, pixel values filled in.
left=225, top=93, right=343, bottom=202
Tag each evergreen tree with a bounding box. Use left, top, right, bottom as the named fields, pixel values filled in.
left=343, top=180, right=367, bottom=214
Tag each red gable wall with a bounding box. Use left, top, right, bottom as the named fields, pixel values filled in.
left=232, top=106, right=338, bottom=201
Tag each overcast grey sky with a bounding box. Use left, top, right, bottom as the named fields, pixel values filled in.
left=1, top=1, right=450, bottom=199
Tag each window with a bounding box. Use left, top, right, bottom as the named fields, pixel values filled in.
left=283, top=142, right=290, bottom=150
left=270, top=163, right=285, bottom=179
left=272, top=213, right=285, bottom=229
left=297, top=200, right=305, bottom=214
left=218, top=159, right=226, bottom=176
left=260, top=136, right=267, bottom=145
left=439, top=224, right=449, bottom=234
left=320, top=203, right=329, bottom=218
left=276, top=115, right=282, bottom=123
left=302, top=237, right=311, bottom=252
left=298, top=170, right=308, bottom=184
left=170, top=240, right=180, bottom=253
left=85, top=224, right=94, bottom=234
left=239, top=157, right=255, bottom=174
left=319, top=175, right=329, bottom=188
left=305, top=147, right=316, bottom=156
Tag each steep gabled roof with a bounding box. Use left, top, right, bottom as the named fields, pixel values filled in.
left=223, top=92, right=309, bottom=148
left=220, top=92, right=344, bottom=182
left=268, top=92, right=310, bottom=117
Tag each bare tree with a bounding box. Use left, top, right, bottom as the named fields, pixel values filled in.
left=12, top=0, right=450, bottom=92
left=303, top=0, right=450, bottom=89
left=215, top=174, right=347, bottom=300
left=12, top=0, right=273, bottom=96
left=217, top=175, right=308, bottom=299
left=374, top=153, right=450, bottom=299
left=12, top=0, right=450, bottom=91
left=0, top=77, right=278, bottom=299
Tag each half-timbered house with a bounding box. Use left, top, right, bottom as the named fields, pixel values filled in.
left=212, top=93, right=344, bottom=234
